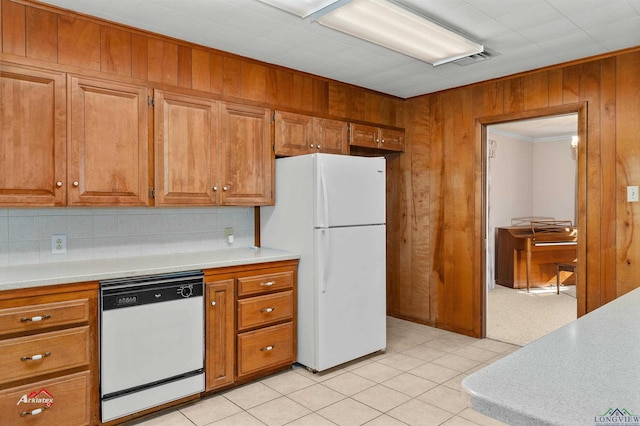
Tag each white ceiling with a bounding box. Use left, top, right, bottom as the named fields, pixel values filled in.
left=38, top=0, right=640, bottom=99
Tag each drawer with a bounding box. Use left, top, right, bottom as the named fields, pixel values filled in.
left=237, top=271, right=293, bottom=297
left=0, top=326, right=90, bottom=385
left=237, top=291, right=293, bottom=331
left=0, top=371, right=90, bottom=426
left=0, top=299, right=90, bottom=337
left=237, top=322, right=293, bottom=378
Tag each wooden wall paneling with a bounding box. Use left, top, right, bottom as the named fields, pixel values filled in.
left=328, top=82, right=347, bottom=118
left=100, top=26, right=131, bottom=76
left=450, top=87, right=476, bottom=335
left=580, top=60, right=604, bottom=312
left=503, top=77, right=524, bottom=113
left=57, top=15, right=100, bottom=70
left=478, top=81, right=504, bottom=117
left=562, top=64, right=580, bottom=104
left=267, top=68, right=293, bottom=109
left=599, top=57, right=617, bottom=305
left=26, top=6, right=57, bottom=62
left=241, top=61, right=267, bottom=103
left=222, top=56, right=242, bottom=98
left=2, top=0, right=25, bottom=56
left=147, top=38, right=178, bottom=86
left=312, top=78, right=328, bottom=115
left=130, top=34, right=148, bottom=80
left=210, top=52, right=223, bottom=95
left=408, top=97, right=431, bottom=323
left=292, top=73, right=314, bottom=112
left=576, top=102, right=588, bottom=318
left=191, top=48, right=211, bottom=93
left=548, top=68, right=563, bottom=106
left=523, top=72, right=549, bottom=110
left=177, top=45, right=192, bottom=89
left=615, top=51, right=640, bottom=296
left=0, top=0, right=2, bottom=49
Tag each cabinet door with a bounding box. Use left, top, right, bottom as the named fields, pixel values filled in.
left=317, top=118, right=348, bottom=155
left=219, top=103, right=273, bottom=205
left=68, top=76, right=149, bottom=206
left=206, top=279, right=235, bottom=390
left=0, top=63, right=66, bottom=206
left=379, top=128, right=405, bottom=152
left=349, top=123, right=379, bottom=149
left=274, top=111, right=312, bottom=156
left=154, top=90, right=218, bottom=205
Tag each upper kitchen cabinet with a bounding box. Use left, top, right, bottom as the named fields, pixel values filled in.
left=274, top=111, right=348, bottom=156
left=154, top=90, right=219, bottom=206
left=350, top=123, right=405, bottom=152
left=69, top=75, right=149, bottom=206
left=0, top=63, right=67, bottom=206
left=220, top=103, right=273, bottom=205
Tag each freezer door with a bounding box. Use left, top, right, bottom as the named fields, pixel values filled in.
left=315, top=154, right=385, bottom=228
left=314, top=225, right=386, bottom=371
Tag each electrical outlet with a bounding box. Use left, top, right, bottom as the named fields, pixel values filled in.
left=225, top=227, right=234, bottom=245
left=51, top=234, right=67, bottom=254
left=628, top=186, right=639, bottom=202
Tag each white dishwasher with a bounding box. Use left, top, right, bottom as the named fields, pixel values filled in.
left=99, top=270, right=204, bottom=423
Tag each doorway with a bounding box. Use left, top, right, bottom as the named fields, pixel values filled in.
left=482, top=108, right=583, bottom=345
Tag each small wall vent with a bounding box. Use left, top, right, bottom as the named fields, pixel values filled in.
left=453, top=49, right=496, bottom=66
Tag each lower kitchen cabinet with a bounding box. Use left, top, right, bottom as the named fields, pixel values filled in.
left=204, top=259, right=298, bottom=390
left=0, top=283, right=99, bottom=426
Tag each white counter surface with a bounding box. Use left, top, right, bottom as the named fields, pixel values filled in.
left=0, top=247, right=299, bottom=291
left=462, top=287, right=640, bottom=426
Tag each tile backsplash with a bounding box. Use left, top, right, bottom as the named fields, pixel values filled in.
left=0, top=207, right=254, bottom=267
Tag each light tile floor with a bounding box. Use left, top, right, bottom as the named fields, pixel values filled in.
left=134, top=317, right=517, bottom=426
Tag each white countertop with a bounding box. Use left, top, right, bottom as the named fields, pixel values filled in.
left=462, top=287, right=640, bottom=426
left=0, top=247, right=299, bottom=291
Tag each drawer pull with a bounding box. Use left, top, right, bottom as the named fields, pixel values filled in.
left=20, top=351, right=51, bottom=361
left=260, top=281, right=275, bottom=287
left=20, top=314, right=51, bottom=322
left=260, top=307, right=275, bottom=313
left=20, top=406, right=49, bottom=417
left=260, top=345, right=275, bottom=351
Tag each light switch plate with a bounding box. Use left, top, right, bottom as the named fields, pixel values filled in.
left=628, top=186, right=639, bottom=202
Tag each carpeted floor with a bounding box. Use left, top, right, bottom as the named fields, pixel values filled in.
left=487, top=284, right=577, bottom=346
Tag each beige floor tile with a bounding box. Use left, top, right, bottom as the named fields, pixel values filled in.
left=322, top=371, right=377, bottom=396
left=247, top=396, right=311, bottom=425
left=431, top=353, right=481, bottom=372
left=209, top=411, right=266, bottom=425
left=377, top=352, right=426, bottom=371
left=417, top=385, right=468, bottom=414
left=452, top=346, right=500, bottom=363
left=352, top=384, right=412, bottom=412
left=364, top=414, right=408, bottom=425
left=381, top=372, right=438, bottom=397
left=317, top=398, right=383, bottom=426
left=442, top=373, right=468, bottom=392
left=470, top=339, right=519, bottom=354
left=261, top=369, right=316, bottom=395
left=223, top=381, right=281, bottom=410
left=179, top=394, right=243, bottom=425
left=401, top=345, right=448, bottom=362
left=294, top=364, right=348, bottom=382
left=133, top=410, right=193, bottom=426
left=457, top=408, right=509, bottom=426
left=441, top=415, right=482, bottom=425
left=422, top=338, right=470, bottom=353
left=288, top=383, right=346, bottom=411
left=408, top=362, right=461, bottom=384
left=287, top=412, right=340, bottom=426
left=350, top=361, right=403, bottom=383
left=387, top=398, right=454, bottom=426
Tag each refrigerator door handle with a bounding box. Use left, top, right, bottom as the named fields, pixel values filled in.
left=319, top=163, right=329, bottom=228
left=320, top=228, right=330, bottom=293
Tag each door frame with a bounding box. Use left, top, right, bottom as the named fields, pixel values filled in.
left=477, top=102, right=588, bottom=338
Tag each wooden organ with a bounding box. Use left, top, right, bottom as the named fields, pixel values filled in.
left=495, top=220, right=577, bottom=291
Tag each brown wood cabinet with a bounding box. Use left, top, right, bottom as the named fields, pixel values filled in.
left=0, top=284, right=98, bottom=426
left=68, top=75, right=149, bottom=206
left=0, top=62, right=67, bottom=206
left=204, top=259, right=297, bottom=389
left=274, top=111, right=348, bottom=156
left=350, top=123, right=405, bottom=152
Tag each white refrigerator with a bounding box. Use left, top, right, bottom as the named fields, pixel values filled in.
left=260, top=153, right=386, bottom=372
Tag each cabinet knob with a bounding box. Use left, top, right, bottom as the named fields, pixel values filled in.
left=213, top=186, right=218, bottom=191
left=73, top=181, right=79, bottom=187
left=211, top=301, right=216, bottom=306
left=55, top=181, right=63, bottom=187
left=317, top=144, right=321, bottom=149
left=381, top=139, right=385, bottom=143
left=223, top=186, right=228, bottom=191
left=376, top=139, right=380, bottom=143
left=310, top=144, right=314, bottom=148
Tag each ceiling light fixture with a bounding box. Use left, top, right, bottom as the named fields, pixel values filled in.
left=257, top=0, right=340, bottom=18
left=310, top=0, right=484, bottom=66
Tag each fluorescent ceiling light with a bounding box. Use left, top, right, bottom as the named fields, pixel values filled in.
left=257, top=0, right=340, bottom=18
left=313, top=0, right=483, bottom=66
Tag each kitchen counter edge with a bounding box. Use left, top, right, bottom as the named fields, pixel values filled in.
left=0, top=247, right=300, bottom=291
